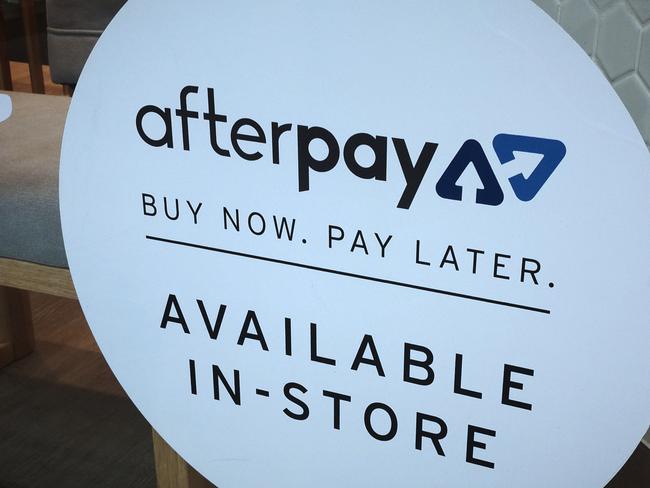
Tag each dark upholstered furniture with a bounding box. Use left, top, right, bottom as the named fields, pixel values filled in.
left=1, top=0, right=48, bottom=92
left=46, top=0, right=125, bottom=86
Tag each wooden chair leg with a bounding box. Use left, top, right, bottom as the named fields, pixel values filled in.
left=20, top=0, right=44, bottom=93
left=0, top=5, right=13, bottom=90
left=62, top=84, right=74, bottom=96
left=0, top=286, right=34, bottom=368
left=152, top=429, right=215, bottom=488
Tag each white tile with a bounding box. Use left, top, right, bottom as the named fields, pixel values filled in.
left=532, top=0, right=560, bottom=19
left=628, top=0, right=650, bottom=24
left=559, top=0, right=599, bottom=55
left=591, top=0, right=618, bottom=11
left=639, top=27, right=650, bottom=87
left=614, top=74, right=650, bottom=143
left=596, top=4, right=641, bottom=79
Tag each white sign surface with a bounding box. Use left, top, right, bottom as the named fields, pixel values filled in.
left=60, top=1, right=650, bottom=486
left=0, top=94, right=11, bottom=124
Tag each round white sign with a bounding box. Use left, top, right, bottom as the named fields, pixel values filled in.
left=60, top=1, right=650, bottom=486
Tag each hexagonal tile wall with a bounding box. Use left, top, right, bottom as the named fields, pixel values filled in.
left=532, top=0, right=650, bottom=147
left=560, top=0, right=599, bottom=55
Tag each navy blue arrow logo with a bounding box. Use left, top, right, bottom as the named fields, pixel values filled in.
left=493, top=134, right=566, bottom=202
left=435, top=139, right=505, bottom=206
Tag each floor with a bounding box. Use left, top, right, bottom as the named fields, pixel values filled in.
left=0, top=293, right=156, bottom=488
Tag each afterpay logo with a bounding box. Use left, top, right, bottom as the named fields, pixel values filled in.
left=135, top=86, right=567, bottom=208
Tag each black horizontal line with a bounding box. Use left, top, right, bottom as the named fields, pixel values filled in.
left=145, top=235, right=551, bottom=315
left=255, top=389, right=270, bottom=397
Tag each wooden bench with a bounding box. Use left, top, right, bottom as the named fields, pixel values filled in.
left=0, top=91, right=213, bottom=487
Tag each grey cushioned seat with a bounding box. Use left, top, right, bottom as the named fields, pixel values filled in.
left=0, top=90, right=69, bottom=268
left=46, top=0, right=126, bottom=85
